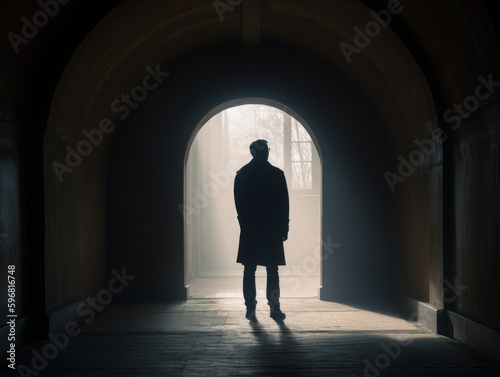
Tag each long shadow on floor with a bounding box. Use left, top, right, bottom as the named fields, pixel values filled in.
left=248, top=319, right=312, bottom=375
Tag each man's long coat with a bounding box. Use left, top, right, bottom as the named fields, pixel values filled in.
left=234, top=159, right=289, bottom=266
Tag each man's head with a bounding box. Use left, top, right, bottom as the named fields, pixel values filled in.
left=249, top=139, right=269, bottom=161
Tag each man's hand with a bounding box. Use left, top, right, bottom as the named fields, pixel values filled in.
left=282, top=221, right=289, bottom=241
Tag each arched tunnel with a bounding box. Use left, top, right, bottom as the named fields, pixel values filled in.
left=1, top=1, right=499, bottom=375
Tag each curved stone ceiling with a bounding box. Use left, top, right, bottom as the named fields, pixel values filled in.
left=45, top=0, right=436, bottom=156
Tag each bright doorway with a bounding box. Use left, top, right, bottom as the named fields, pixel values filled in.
left=183, top=101, right=322, bottom=298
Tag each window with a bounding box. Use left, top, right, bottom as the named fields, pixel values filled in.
left=291, top=118, right=313, bottom=190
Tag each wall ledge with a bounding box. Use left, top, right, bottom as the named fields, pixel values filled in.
left=48, top=298, right=90, bottom=334
left=446, top=310, right=500, bottom=362
left=403, top=297, right=500, bottom=362
left=402, top=297, right=446, bottom=334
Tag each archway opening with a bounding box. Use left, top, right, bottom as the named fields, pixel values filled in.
left=183, top=101, right=322, bottom=299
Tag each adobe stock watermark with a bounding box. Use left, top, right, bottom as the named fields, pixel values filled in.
left=7, top=0, right=71, bottom=54
left=16, top=268, right=135, bottom=377
left=213, top=0, right=243, bottom=21
left=51, top=64, right=169, bottom=183
left=340, top=0, right=410, bottom=64
left=430, top=278, right=468, bottom=309
left=267, top=235, right=340, bottom=307
left=383, top=126, right=447, bottom=193
left=350, top=278, right=467, bottom=377
left=179, top=162, right=235, bottom=222
left=384, top=73, right=499, bottom=192
left=442, top=73, right=499, bottom=130
left=281, top=235, right=341, bottom=292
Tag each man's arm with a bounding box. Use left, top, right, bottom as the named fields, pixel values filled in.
left=234, top=172, right=246, bottom=228
left=279, top=171, right=290, bottom=240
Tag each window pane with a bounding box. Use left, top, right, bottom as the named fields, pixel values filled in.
left=291, top=142, right=312, bottom=162
left=292, top=161, right=312, bottom=190
left=291, top=119, right=311, bottom=142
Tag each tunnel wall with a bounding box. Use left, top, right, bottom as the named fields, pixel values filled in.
left=393, top=0, right=500, bottom=331
left=0, top=1, right=122, bottom=344
left=449, top=93, right=500, bottom=330
left=0, top=118, right=24, bottom=319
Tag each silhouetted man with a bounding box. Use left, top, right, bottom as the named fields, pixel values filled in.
left=234, top=139, right=289, bottom=321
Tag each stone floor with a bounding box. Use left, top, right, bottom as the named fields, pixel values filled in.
left=8, top=296, right=500, bottom=376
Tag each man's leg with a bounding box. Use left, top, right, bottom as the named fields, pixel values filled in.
left=243, top=264, right=257, bottom=319
left=266, top=265, right=286, bottom=320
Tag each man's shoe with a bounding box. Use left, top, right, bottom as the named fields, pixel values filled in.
left=245, top=300, right=257, bottom=321
left=245, top=309, right=257, bottom=321
left=269, top=306, right=286, bottom=321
